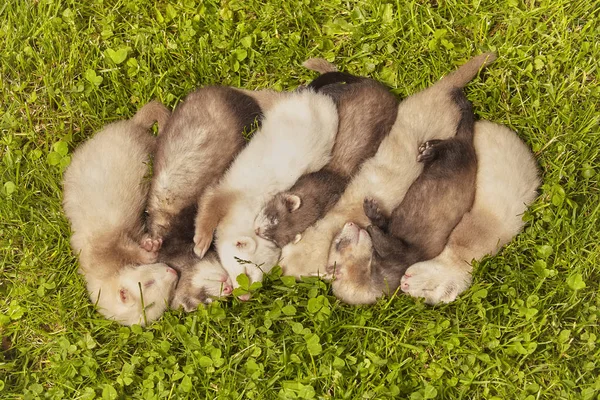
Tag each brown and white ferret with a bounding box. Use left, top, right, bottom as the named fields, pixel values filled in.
left=62, top=101, right=178, bottom=326
left=254, top=59, right=400, bottom=247
left=279, top=53, right=497, bottom=281
left=327, top=89, right=477, bottom=303
left=399, top=121, right=540, bottom=304
left=155, top=204, right=233, bottom=312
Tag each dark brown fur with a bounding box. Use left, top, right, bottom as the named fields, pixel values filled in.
left=354, top=88, right=478, bottom=293
left=257, top=72, right=399, bottom=246
left=157, top=205, right=229, bottom=311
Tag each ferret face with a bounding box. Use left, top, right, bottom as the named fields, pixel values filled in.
left=254, top=193, right=301, bottom=247
left=170, top=257, right=233, bottom=312
left=88, top=263, right=178, bottom=326
left=326, top=222, right=374, bottom=281
left=217, top=234, right=281, bottom=288
left=327, top=222, right=388, bottom=305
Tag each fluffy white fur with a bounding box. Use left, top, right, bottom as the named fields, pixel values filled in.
left=280, top=54, right=496, bottom=278
left=195, top=89, right=339, bottom=288
left=63, top=102, right=177, bottom=325
left=400, top=121, right=540, bottom=304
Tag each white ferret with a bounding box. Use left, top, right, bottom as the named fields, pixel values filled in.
left=279, top=53, right=497, bottom=279
left=62, top=101, right=178, bottom=326
left=193, top=90, right=339, bottom=292
left=399, top=121, right=540, bottom=304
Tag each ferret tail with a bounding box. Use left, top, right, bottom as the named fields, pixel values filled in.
left=132, top=101, right=171, bottom=133
left=308, top=72, right=365, bottom=91
left=437, top=52, right=497, bottom=89
left=302, top=58, right=338, bottom=74
left=303, top=58, right=365, bottom=91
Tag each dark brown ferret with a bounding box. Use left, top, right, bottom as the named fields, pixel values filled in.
left=146, top=86, right=286, bottom=241
left=327, top=88, right=478, bottom=303
left=254, top=59, right=400, bottom=247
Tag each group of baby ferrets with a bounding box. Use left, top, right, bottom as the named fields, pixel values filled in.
left=62, top=53, right=541, bottom=326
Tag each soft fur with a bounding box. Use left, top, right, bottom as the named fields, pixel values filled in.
left=280, top=53, right=497, bottom=281
left=156, top=205, right=233, bottom=312
left=146, top=86, right=286, bottom=241
left=399, top=121, right=540, bottom=304
left=62, top=101, right=178, bottom=326
left=193, top=90, right=339, bottom=289
left=255, top=59, right=399, bottom=247
left=328, top=88, right=478, bottom=304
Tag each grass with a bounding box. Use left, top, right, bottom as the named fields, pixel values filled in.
left=0, top=0, right=598, bottom=398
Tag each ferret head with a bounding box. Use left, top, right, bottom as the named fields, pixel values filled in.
left=170, top=256, right=234, bottom=312
left=254, top=193, right=302, bottom=247
left=86, top=263, right=178, bottom=326
left=216, top=233, right=281, bottom=292
left=326, top=222, right=385, bottom=305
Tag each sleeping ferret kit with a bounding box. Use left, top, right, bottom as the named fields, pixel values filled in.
left=62, top=53, right=540, bottom=325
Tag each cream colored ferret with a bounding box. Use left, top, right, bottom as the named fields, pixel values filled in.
left=280, top=53, right=497, bottom=278
left=193, top=90, right=338, bottom=291
left=62, top=101, right=178, bottom=325
left=398, top=121, right=540, bottom=304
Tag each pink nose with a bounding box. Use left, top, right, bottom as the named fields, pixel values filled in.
left=166, top=267, right=178, bottom=275
left=222, top=285, right=232, bottom=295
left=347, top=222, right=355, bottom=227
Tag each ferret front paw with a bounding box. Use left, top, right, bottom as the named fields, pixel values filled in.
left=400, top=262, right=471, bottom=305
left=363, top=197, right=386, bottom=229
left=141, top=236, right=162, bottom=253
left=417, top=140, right=443, bottom=163
left=193, top=231, right=213, bottom=258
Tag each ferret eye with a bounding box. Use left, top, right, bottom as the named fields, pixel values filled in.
left=144, top=280, right=155, bottom=288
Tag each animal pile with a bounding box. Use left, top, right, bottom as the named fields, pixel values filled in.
left=62, top=53, right=540, bottom=326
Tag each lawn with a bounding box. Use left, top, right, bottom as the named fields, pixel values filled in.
left=0, top=0, right=598, bottom=398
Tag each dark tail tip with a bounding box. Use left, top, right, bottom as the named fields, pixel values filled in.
left=307, top=72, right=364, bottom=91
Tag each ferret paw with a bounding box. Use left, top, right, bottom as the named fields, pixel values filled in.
left=417, top=140, right=443, bottom=163
left=193, top=232, right=213, bottom=258
left=400, top=263, right=471, bottom=305
left=141, top=236, right=162, bottom=253
left=363, top=197, right=386, bottom=229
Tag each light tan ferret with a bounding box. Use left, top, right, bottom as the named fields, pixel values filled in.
left=62, top=101, right=178, bottom=326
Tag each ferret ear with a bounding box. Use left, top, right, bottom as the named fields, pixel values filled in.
left=283, top=194, right=301, bottom=213
left=119, top=288, right=129, bottom=303
left=234, top=236, right=257, bottom=254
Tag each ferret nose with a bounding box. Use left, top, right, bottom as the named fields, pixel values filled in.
left=347, top=222, right=355, bottom=227
left=166, top=267, right=177, bottom=275
left=222, top=285, right=233, bottom=295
